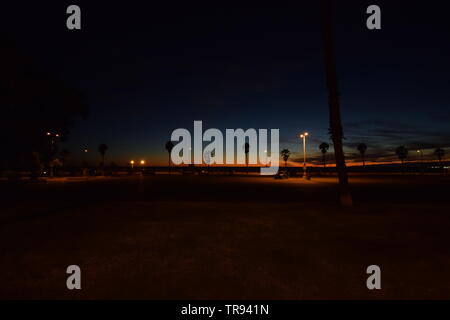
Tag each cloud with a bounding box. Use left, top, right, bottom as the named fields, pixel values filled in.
left=341, top=119, right=450, bottom=162
left=284, top=120, right=450, bottom=165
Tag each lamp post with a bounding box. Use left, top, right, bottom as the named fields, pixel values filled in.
left=45, top=131, right=60, bottom=178
left=300, top=132, right=309, bottom=178
left=264, top=149, right=268, bottom=167
left=45, top=131, right=60, bottom=151
left=417, top=150, right=423, bottom=162
left=82, top=148, right=89, bottom=176
left=130, top=160, right=135, bottom=170
left=417, top=150, right=424, bottom=173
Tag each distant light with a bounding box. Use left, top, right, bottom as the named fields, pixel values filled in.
left=84, top=149, right=88, bottom=153
left=56, top=134, right=60, bottom=137
left=140, top=160, right=145, bottom=165
left=130, top=160, right=135, bottom=164
left=46, top=132, right=51, bottom=136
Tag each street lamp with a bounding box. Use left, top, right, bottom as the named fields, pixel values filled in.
left=417, top=150, right=424, bottom=173
left=45, top=131, right=59, bottom=141
left=264, top=149, right=268, bottom=167
left=44, top=131, right=61, bottom=178
left=81, top=148, right=89, bottom=176
left=140, top=160, right=146, bottom=175
left=417, top=150, right=423, bottom=160
left=130, top=160, right=135, bottom=169
left=299, top=132, right=309, bottom=178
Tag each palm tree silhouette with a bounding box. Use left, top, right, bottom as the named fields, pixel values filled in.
left=280, top=149, right=291, bottom=168
left=165, top=141, right=174, bottom=174
left=357, top=143, right=367, bottom=168
left=98, top=144, right=108, bottom=175
left=435, top=148, right=445, bottom=169
left=319, top=142, right=330, bottom=168
left=244, top=142, right=250, bottom=174
left=1, top=38, right=88, bottom=180
left=395, top=146, right=408, bottom=172
left=321, top=0, right=352, bottom=206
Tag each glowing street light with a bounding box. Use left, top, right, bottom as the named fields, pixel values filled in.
left=140, top=160, right=145, bottom=165
left=130, top=160, right=135, bottom=169
left=45, top=132, right=60, bottom=138
left=299, top=132, right=309, bottom=178
left=45, top=131, right=60, bottom=154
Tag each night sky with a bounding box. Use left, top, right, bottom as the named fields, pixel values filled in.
left=4, top=1, right=450, bottom=165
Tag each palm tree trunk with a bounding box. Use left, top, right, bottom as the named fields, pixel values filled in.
left=323, top=154, right=326, bottom=169
left=321, top=0, right=352, bottom=206
left=246, top=154, right=249, bottom=175
left=168, top=153, right=171, bottom=175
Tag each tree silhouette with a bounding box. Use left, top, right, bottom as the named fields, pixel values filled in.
left=435, top=148, right=445, bottom=169
left=395, top=146, right=408, bottom=172
left=357, top=143, right=368, bottom=168
left=319, top=142, right=330, bottom=168
left=280, top=149, right=291, bottom=168
left=321, top=0, right=352, bottom=206
left=98, top=144, right=108, bottom=175
left=165, top=141, right=174, bottom=174
left=0, top=38, right=88, bottom=176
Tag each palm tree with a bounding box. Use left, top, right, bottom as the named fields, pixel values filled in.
left=244, top=142, right=250, bottom=174
left=319, top=142, right=330, bottom=168
left=435, top=148, right=445, bottom=169
left=204, top=150, right=215, bottom=172
left=280, top=149, right=291, bottom=168
left=395, top=146, right=408, bottom=172
left=98, top=144, right=108, bottom=175
left=357, top=143, right=367, bottom=168
left=165, top=141, right=174, bottom=174
left=321, top=0, right=352, bottom=206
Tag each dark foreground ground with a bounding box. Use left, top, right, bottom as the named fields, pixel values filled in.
left=1, top=174, right=450, bottom=299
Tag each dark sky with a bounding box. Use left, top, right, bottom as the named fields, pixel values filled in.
left=4, top=1, right=450, bottom=165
